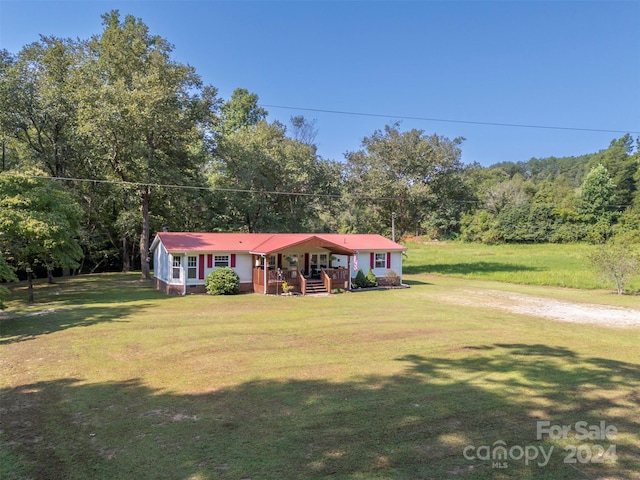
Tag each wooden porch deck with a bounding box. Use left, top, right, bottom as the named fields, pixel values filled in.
left=253, top=267, right=350, bottom=295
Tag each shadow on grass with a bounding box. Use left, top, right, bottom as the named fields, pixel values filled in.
left=0, top=305, right=138, bottom=345
left=1, top=274, right=164, bottom=345
left=2, top=344, right=638, bottom=480
left=401, top=278, right=433, bottom=286
left=7, top=273, right=164, bottom=307
left=404, top=261, right=540, bottom=276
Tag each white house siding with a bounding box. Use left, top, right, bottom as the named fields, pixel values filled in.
left=196, top=253, right=253, bottom=284
left=351, top=251, right=403, bottom=284
left=234, top=254, right=253, bottom=283
left=153, top=243, right=171, bottom=284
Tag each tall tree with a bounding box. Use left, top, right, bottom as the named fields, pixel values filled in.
left=76, top=11, right=218, bottom=278
left=212, top=120, right=337, bottom=232
left=589, top=135, right=637, bottom=210
left=219, top=88, right=267, bottom=134
left=0, top=252, right=17, bottom=310
left=577, top=164, right=617, bottom=242
left=0, top=37, right=83, bottom=177
left=343, top=123, right=468, bottom=237
left=0, top=171, right=82, bottom=302
left=289, top=115, right=318, bottom=147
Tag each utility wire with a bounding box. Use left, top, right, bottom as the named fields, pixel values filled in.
left=260, top=104, right=640, bottom=135
left=21, top=174, right=399, bottom=201
left=7, top=173, right=633, bottom=209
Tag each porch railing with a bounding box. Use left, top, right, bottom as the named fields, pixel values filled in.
left=321, top=268, right=350, bottom=291
left=253, top=267, right=303, bottom=294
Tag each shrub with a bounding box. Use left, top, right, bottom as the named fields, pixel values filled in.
left=366, top=268, right=378, bottom=287
left=353, top=269, right=367, bottom=288
left=586, top=237, right=640, bottom=295
left=384, top=270, right=401, bottom=286
left=205, top=267, right=240, bottom=295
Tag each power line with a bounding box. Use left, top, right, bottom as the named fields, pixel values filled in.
left=8, top=173, right=633, bottom=209
left=261, top=104, right=640, bottom=135
left=20, top=174, right=399, bottom=201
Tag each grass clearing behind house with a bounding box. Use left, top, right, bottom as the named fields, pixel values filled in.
left=403, top=240, right=640, bottom=293
left=1, top=270, right=639, bottom=479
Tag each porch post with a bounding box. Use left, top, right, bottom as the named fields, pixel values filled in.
left=348, top=255, right=352, bottom=291
left=182, top=255, right=186, bottom=296
left=263, top=255, right=267, bottom=295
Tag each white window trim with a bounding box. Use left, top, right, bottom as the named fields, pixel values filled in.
left=172, top=255, right=181, bottom=280
left=375, top=253, right=386, bottom=269
left=187, top=256, right=197, bottom=279
left=214, top=255, right=230, bottom=268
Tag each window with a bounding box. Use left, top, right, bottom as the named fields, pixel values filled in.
left=187, top=256, right=197, bottom=279
left=214, top=255, right=229, bottom=267
left=375, top=253, right=386, bottom=268
left=319, top=254, right=328, bottom=268
left=268, top=255, right=276, bottom=267
left=172, top=256, right=181, bottom=279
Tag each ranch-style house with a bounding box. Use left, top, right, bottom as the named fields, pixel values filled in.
left=150, top=232, right=406, bottom=295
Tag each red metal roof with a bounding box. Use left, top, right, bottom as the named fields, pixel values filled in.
left=151, top=232, right=405, bottom=254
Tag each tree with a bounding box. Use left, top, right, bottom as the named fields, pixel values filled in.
left=587, top=237, right=640, bottom=294
left=0, top=252, right=18, bottom=309
left=588, top=135, right=637, bottom=210
left=0, top=171, right=82, bottom=302
left=212, top=119, right=337, bottom=232
left=289, top=115, right=318, bottom=147
left=0, top=37, right=85, bottom=178
left=76, top=11, right=218, bottom=278
left=343, top=123, right=469, bottom=237
left=577, top=164, right=617, bottom=242
left=483, top=175, right=532, bottom=216
left=219, top=88, right=267, bottom=134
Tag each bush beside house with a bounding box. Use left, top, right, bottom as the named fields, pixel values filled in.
left=205, top=267, right=240, bottom=295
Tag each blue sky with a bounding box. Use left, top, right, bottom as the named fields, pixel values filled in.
left=1, top=1, right=639, bottom=166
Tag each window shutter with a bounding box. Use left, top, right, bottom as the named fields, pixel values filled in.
left=277, top=254, right=282, bottom=268
left=370, top=252, right=374, bottom=269
left=386, top=252, right=391, bottom=269
left=198, top=254, right=205, bottom=279
left=207, top=254, right=212, bottom=269
left=230, top=254, right=236, bottom=268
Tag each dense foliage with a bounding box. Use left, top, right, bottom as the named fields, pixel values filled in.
left=1, top=10, right=638, bottom=283
left=205, top=267, right=240, bottom=296
left=460, top=135, right=639, bottom=244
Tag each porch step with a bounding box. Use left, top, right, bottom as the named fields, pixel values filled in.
left=305, top=279, right=328, bottom=295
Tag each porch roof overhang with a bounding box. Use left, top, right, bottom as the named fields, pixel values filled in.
left=250, top=235, right=356, bottom=256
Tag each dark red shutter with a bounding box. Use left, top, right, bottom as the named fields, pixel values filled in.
left=230, top=254, right=236, bottom=268
left=198, top=254, right=205, bottom=279
left=386, top=252, right=391, bottom=269
left=277, top=254, right=282, bottom=268
left=370, top=252, right=374, bottom=269
left=207, top=254, right=212, bottom=268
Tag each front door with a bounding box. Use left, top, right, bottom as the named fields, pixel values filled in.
left=309, top=253, right=329, bottom=278
left=310, top=254, right=319, bottom=277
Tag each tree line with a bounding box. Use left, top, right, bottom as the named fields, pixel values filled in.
left=1, top=11, right=639, bottom=293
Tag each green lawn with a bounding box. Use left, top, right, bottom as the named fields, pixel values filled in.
left=1, top=257, right=639, bottom=479
left=403, top=240, right=640, bottom=293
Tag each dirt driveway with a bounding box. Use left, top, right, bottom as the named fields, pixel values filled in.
left=440, top=288, right=640, bottom=327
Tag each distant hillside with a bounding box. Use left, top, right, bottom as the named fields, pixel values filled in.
left=488, top=153, right=595, bottom=186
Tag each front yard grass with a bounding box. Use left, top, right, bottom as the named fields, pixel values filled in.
left=1, top=272, right=639, bottom=479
